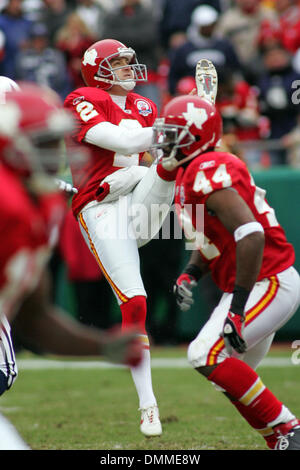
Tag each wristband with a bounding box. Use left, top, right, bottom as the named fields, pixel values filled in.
left=230, top=285, right=251, bottom=317
left=183, top=263, right=202, bottom=282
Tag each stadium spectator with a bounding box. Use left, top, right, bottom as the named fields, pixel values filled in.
left=154, top=92, right=300, bottom=450
left=22, top=0, right=45, bottom=22
left=101, top=0, right=162, bottom=109
left=0, top=0, right=33, bottom=79
left=168, top=4, right=242, bottom=95
left=158, top=0, right=223, bottom=51
left=255, top=42, right=300, bottom=165
left=259, top=0, right=300, bottom=54
left=74, top=0, right=106, bottom=39
left=41, top=0, right=72, bottom=45
left=15, top=22, right=72, bottom=99
left=215, top=67, right=269, bottom=167
left=0, top=80, right=143, bottom=450
left=216, top=0, right=276, bottom=73
left=55, top=12, right=96, bottom=88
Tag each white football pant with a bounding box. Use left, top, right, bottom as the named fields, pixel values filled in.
left=78, top=164, right=175, bottom=304
left=188, top=266, right=300, bottom=370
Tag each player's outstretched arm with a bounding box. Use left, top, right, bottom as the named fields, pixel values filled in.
left=14, top=270, right=142, bottom=367
left=206, top=188, right=265, bottom=354
left=173, top=251, right=209, bottom=311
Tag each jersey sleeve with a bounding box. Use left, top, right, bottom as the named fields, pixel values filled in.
left=64, top=88, right=109, bottom=143
left=0, top=209, right=33, bottom=290
left=184, top=152, right=244, bottom=204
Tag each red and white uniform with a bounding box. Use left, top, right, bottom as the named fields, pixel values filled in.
left=63, top=86, right=175, bottom=305
left=175, top=151, right=300, bottom=369
left=175, top=151, right=295, bottom=293
left=64, top=84, right=175, bottom=415
left=64, top=87, right=157, bottom=217
left=0, top=165, right=66, bottom=389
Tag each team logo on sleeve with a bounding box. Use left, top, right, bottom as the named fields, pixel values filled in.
left=135, top=99, right=152, bottom=116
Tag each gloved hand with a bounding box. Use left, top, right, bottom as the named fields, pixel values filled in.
left=222, top=311, right=247, bottom=354
left=55, top=178, right=78, bottom=194
left=173, top=273, right=197, bottom=311
left=101, top=328, right=143, bottom=367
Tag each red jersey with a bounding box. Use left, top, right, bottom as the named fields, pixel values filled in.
left=0, top=166, right=66, bottom=321
left=175, top=151, right=295, bottom=292
left=64, top=87, right=157, bottom=217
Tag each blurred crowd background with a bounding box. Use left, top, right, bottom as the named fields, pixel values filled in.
left=1, top=0, right=300, bottom=347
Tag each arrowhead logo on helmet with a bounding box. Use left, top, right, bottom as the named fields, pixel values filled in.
left=82, top=48, right=98, bottom=67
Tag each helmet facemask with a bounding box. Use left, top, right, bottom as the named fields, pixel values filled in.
left=152, top=118, right=197, bottom=170
left=94, top=48, right=147, bottom=91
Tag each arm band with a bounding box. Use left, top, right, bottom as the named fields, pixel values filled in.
left=84, top=121, right=154, bottom=154
left=234, top=222, right=264, bottom=243
left=230, top=285, right=251, bottom=317
left=183, top=263, right=203, bottom=281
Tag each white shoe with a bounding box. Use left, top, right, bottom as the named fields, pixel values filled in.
left=140, top=405, right=162, bottom=437
left=195, top=59, right=218, bottom=104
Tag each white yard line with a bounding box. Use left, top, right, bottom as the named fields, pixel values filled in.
left=15, top=356, right=296, bottom=370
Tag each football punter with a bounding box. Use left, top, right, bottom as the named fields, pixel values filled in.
left=63, top=38, right=184, bottom=436
left=153, top=94, right=300, bottom=450
left=0, top=80, right=143, bottom=449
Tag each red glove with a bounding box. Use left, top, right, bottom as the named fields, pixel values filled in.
left=173, top=273, right=197, bottom=311
left=222, top=311, right=247, bottom=354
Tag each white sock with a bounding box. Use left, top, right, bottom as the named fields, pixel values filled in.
left=130, top=344, right=157, bottom=409
left=0, top=413, right=30, bottom=450
left=268, top=405, right=296, bottom=428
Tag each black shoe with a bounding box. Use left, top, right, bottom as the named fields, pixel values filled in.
left=273, top=419, right=300, bottom=450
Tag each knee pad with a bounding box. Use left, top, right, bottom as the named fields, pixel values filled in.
left=187, top=335, right=229, bottom=369
left=120, top=295, right=147, bottom=334
left=187, top=337, right=209, bottom=369
left=0, top=371, right=8, bottom=396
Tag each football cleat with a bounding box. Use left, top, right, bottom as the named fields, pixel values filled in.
left=273, top=418, right=300, bottom=450
left=140, top=405, right=162, bottom=437
left=195, top=59, right=218, bottom=104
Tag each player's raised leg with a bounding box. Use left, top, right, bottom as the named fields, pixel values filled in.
left=195, top=59, right=218, bottom=104
left=131, top=162, right=176, bottom=248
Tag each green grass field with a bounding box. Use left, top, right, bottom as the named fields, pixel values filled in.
left=1, top=345, right=299, bottom=451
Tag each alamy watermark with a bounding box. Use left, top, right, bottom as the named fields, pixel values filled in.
left=91, top=197, right=205, bottom=250
left=291, top=80, right=300, bottom=105
left=291, top=340, right=300, bottom=365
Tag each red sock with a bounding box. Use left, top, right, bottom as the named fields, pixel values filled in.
left=208, top=358, right=282, bottom=426
left=120, top=296, right=147, bottom=335
left=231, top=400, right=277, bottom=449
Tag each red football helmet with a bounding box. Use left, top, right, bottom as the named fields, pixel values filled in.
left=81, top=39, right=147, bottom=90
left=0, top=76, right=20, bottom=104
left=0, top=82, right=75, bottom=189
left=153, top=95, right=223, bottom=169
